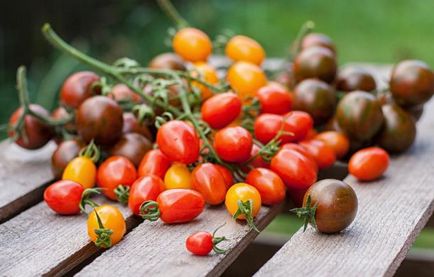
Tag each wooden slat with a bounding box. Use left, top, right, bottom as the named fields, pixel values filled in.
left=255, top=68, right=434, bottom=277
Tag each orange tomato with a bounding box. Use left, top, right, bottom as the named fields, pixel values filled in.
left=225, top=35, right=265, bottom=65
left=172, top=28, right=212, bottom=62
left=192, top=62, right=219, bottom=100
left=164, top=163, right=192, bottom=190
left=316, top=131, right=350, bottom=159
left=227, top=61, right=267, bottom=101
left=225, top=183, right=261, bottom=221
left=62, top=156, right=96, bottom=189
left=87, top=205, right=126, bottom=248
left=349, top=147, right=390, bottom=181
left=246, top=168, right=285, bottom=205
left=300, top=139, right=336, bottom=169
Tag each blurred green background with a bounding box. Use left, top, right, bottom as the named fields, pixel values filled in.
left=1, top=0, right=434, bottom=248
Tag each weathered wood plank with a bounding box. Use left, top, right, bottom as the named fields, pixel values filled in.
left=255, top=67, right=434, bottom=277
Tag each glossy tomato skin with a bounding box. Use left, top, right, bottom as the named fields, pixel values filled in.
left=249, top=144, right=269, bottom=168
left=300, top=139, right=336, bottom=169
left=173, top=28, right=212, bottom=62
left=110, top=133, right=152, bottom=167
left=214, top=164, right=234, bottom=189
left=157, top=120, right=200, bottom=164
left=201, top=93, right=242, bottom=129
left=44, top=180, right=84, bottom=215
left=51, top=140, right=83, bottom=179
left=336, top=67, right=376, bottom=92
left=186, top=232, right=213, bottom=256
left=192, top=62, right=219, bottom=100
left=8, top=105, right=53, bottom=150
left=62, top=156, right=96, bottom=189
left=128, top=175, right=164, bottom=216
left=281, top=143, right=317, bottom=170
left=225, top=183, right=261, bottom=220
left=304, top=179, right=358, bottom=233
left=349, top=147, right=390, bottom=181
left=301, top=33, right=336, bottom=54
left=157, top=189, right=205, bottom=224
left=227, top=61, right=267, bottom=100
left=108, top=84, right=142, bottom=104
left=87, top=205, right=126, bottom=247
left=214, top=126, right=253, bottom=163
left=315, top=131, right=350, bottom=159
left=60, top=71, right=99, bottom=109
left=138, top=149, right=171, bottom=178
left=76, top=96, right=123, bottom=145
left=122, top=112, right=153, bottom=140
left=225, top=35, right=265, bottom=65
left=283, top=111, right=314, bottom=142
left=148, top=52, right=186, bottom=70
left=164, top=163, right=192, bottom=190
left=246, top=168, right=286, bottom=205
left=97, top=156, right=137, bottom=200
left=191, top=163, right=227, bottom=205
left=254, top=114, right=284, bottom=144
left=293, top=46, right=337, bottom=84
left=256, top=84, right=292, bottom=115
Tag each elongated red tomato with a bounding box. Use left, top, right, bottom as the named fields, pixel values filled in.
left=281, top=143, right=317, bottom=170
left=214, top=164, right=234, bottom=189
left=201, top=92, right=242, bottom=129
left=157, top=120, right=200, bottom=164
left=300, top=139, right=336, bottom=169
left=254, top=114, right=284, bottom=144
left=191, top=163, right=227, bottom=205
left=214, top=126, right=253, bottom=163
left=349, top=147, right=390, bottom=181
left=44, top=180, right=84, bottom=215
left=128, top=175, right=165, bottom=216
left=138, top=149, right=171, bottom=178
left=246, top=168, right=286, bottom=205
left=256, top=85, right=292, bottom=115
left=283, top=111, right=314, bottom=142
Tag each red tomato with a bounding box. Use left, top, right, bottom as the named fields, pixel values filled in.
left=97, top=156, right=137, bottom=201
left=256, top=85, right=292, bottom=115
left=214, top=164, right=234, bottom=189
left=283, top=111, right=314, bottom=142
left=246, top=168, right=286, bottom=205
left=44, top=180, right=85, bottom=215
left=186, top=232, right=214, bottom=256
left=138, top=149, right=171, bottom=178
left=214, top=126, right=253, bottom=163
left=281, top=143, right=317, bottom=170
left=270, top=149, right=317, bottom=190
left=349, top=147, right=390, bottom=181
left=60, top=71, right=99, bottom=109
left=108, top=84, right=142, bottom=104
left=201, top=93, right=242, bottom=129
left=300, top=139, right=336, bottom=169
left=128, top=175, right=165, bottom=216
left=249, top=144, right=269, bottom=168
left=157, top=120, right=200, bottom=164
left=253, top=114, right=285, bottom=144
left=191, top=163, right=227, bottom=205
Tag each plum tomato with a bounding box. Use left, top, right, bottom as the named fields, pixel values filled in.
left=214, top=164, right=234, bottom=189
left=172, top=27, right=212, bottom=62
left=148, top=52, right=186, bottom=70
left=254, top=114, right=285, bottom=144
left=201, top=92, right=242, bottom=129
left=315, top=131, right=350, bottom=159
left=192, top=62, right=219, bottom=100
left=336, top=67, right=376, bottom=93
left=122, top=112, right=153, bottom=140
left=281, top=143, right=317, bottom=170
left=256, top=84, right=292, bottom=115
left=108, top=84, right=143, bottom=104
left=60, top=71, right=99, bottom=109
left=191, top=163, right=227, bottom=205
left=246, top=168, right=286, bottom=205
left=214, top=126, right=253, bottom=163
left=128, top=175, right=165, bottom=216
left=138, top=149, right=172, bottom=178
left=225, top=183, right=261, bottom=231
left=164, top=163, right=192, bottom=190
left=293, top=46, right=337, bottom=84
left=300, top=139, right=336, bottom=169
left=186, top=226, right=227, bottom=256
left=301, top=33, right=336, bottom=54
left=110, top=133, right=152, bottom=167
left=227, top=61, right=267, bottom=101
left=225, top=35, right=265, bottom=65
left=349, top=147, right=390, bottom=181
left=283, top=111, right=314, bottom=142
left=44, top=180, right=86, bottom=215
left=51, top=139, right=83, bottom=179
left=87, top=205, right=126, bottom=248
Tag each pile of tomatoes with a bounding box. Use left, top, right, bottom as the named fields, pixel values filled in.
left=5, top=5, right=434, bottom=256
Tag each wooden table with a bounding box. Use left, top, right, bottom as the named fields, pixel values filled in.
left=1, top=63, right=433, bottom=277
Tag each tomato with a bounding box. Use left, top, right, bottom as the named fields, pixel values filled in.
left=122, top=112, right=153, bottom=140
left=201, top=92, right=242, bottom=129
left=281, top=143, right=317, bottom=169
left=76, top=96, right=123, bottom=145
left=128, top=175, right=164, bottom=216
left=301, top=33, right=336, bottom=54
left=315, top=131, right=350, bottom=159
left=63, top=156, right=96, bottom=189
left=227, top=61, right=267, bottom=100
left=186, top=227, right=227, bottom=256
left=225, top=35, right=265, bottom=65
left=270, top=149, right=317, bottom=190
left=149, top=52, right=186, bottom=70
left=138, top=149, right=171, bottom=178
left=8, top=105, right=53, bottom=150
left=108, top=84, right=143, bottom=104
left=192, top=62, right=219, bottom=100
left=60, top=71, right=99, bottom=109
left=305, top=128, right=318, bottom=140
left=140, top=189, right=205, bottom=224
left=110, top=133, right=152, bottom=167
left=349, top=147, right=390, bottom=181
left=172, top=28, right=212, bottom=62
left=225, top=183, right=261, bottom=231
left=191, top=163, right=227, bottom=205
left=283, top=111, right=314, bottom=142
left=87, top=205, right=126, bottom=248
left=293, top=46, right=337, bottom=84
left=246, top=168, right=286, bottom=205
left=293, top=179, right=358, bottom=233
left=254, top=114, right=285, bottom=144
left=51, top=106, right=76, bottom=134
left=51, top=140, right=83, bottom=179
left=97, top=156, right=137, bottom=201
left=336, top=67, right=376, bottom=92
left=164, top=163, right=192, bottom=190
left=214, top=164, right=234, bottom=189
left=249, top=144, right=269, bottom=168
left=157, top=120, right=200, bottom=164
left=214, top=126, right=253, bottom=163
left=256, top=84, right=292, bottom=115
left=300, top=139, right=336, bottom=169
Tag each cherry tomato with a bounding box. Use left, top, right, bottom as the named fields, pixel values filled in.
left=256, top=84, right=292, bottom=115
left=128, top=175, right=165, bottom=216
left=44, top=180, right=85, bottom=215
left=108, top=84, right=143, bottom=104
left=192, top=62, right=219, bottom=100
left=349, top=147, right=390, bottom=181
left=164, top=163, right=192, bottom=190
left=315, top=131, right=350, bottom=159
left=122, top=112, right=153, bottom=140
left=60, top=71, right=99, bottom=109
left=157, top=120, right=200, bottom=164
left=254, top=114, right=285, bottom=144
left=246, top=168, right=286, bottom=205
left=214, top=164, right=234, bottom=189
left=301, top=33, right=336, bottom=54
left=51, top=140, right=83, bottom=179
left=186, top=227, right=227, bottom=256
left=249, top=144, right=269, bottom=168
left=225, top=183, right=261, bottom=230
left=110, top=133, right=152, bottom=167
left=300, top=139, right=336, bottom=169
left=138, top=149, right=171, bottom=178
left=281, top=143, right=317, bottom=170
left=227, top=61, right=267, bottom=100
left=63, top=156, right=96, bottom=189
left=97, top=156, right=137, bottom=201
left=51, top=106, right=76, bottom=134
left=283, top=111, right=314, bottom=142
left=173, top=28, right=212, bottom=62
left=201, top=92, right=242, bottom=129
left=148, top=52, right=186, bottom=70
left=336, top=67, right=376, bottom=92
left=225, top=35, right=265, bottom=65
left=87, top=205, right=126, bottom=248
left=293, top=46, right=337, bottom=84
left=191, top=163, right=227, bottom=205
left=214, top=126, right=253, bottom=163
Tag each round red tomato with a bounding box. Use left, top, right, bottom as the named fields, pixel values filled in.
left=214, top=126, right=253, bottom=163
left=256, top=85, right=292, bottom=115
left=349, top=147, right=390, bottom=181
left=191, top=163, right=227, bottom=205
left=253, top=114, right=286, bottom=144
left=60, top=71, right=99, bottom=109
left=246, top=168, right=286, bottom=205
left=283, top=111, right=314, bottom=142
left=201, top=92, right=242, bottom=129
left=300, top=139, right=336, bottom=169
left=128, top=175, right=165, bottom=216
left=138, top=149, right=171, bottom=178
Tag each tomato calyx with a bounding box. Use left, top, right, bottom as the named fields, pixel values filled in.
left=79, top=140, right=100, bottom=163
left=139, top=200, right=161, bottom=221
left=233, top=200, right=259, bottom=232
left=79, top=188, right=101, bottom=213
left=93, top=209, right=113, bottom=248
left=290, top=195, right=318, bottom=232
left=211, top=223, right=228, bottom=254
left=114, top=185, right=130, bottom=205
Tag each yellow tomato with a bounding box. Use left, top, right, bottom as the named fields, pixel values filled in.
left=192, top=62, right=219, bottom=100
left=227, top=61, right=267, bottom=101
left=225, top=35, right=265, bottom=65
left=164, top=163, right=192, bottom=190
left=62, top=156, right=96, bottom=189
left=172, top=27, right=212, bottom=62
left=225, top=183, right=261, bottom=220
left=87, top=205, right=126, bottom=248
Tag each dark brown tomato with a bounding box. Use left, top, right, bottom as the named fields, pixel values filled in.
left=109, top=133, right=153, bottom=167
left=336, top=67, right=376, bottom=92
left=390, top=60, right=434, bottom=107
left=336, top=91, right=384, bottom=141
left=8, top=104, right=53, bottom=150
left=274, top=69, right=295, bottom=89
left=75, top=96, right=123, bottom=145
left=303, top=179, right=358, bottom=233
left=51, top=140, right=84, bottom=179
left=301, top=33, right=336, bottom=54
left=148, top=52, right=186, bottom=70
left=323, top=116, right=343, bottom=132
left=51, top=106, right=76, bottom=134
left=122, top=112, right=153, bottom=140
left=293, top=46, right=337, bottom=84
left=377, top=103, right=416, bottom=153
left=293, top=79, right=336, bottom=125
left=108, top=84, right=143, bottom=104
left=60, top=71, right=100, bottom=109
left=404, top=103, right=424, bottom=121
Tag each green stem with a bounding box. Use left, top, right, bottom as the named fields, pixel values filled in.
left=290, top=20, right=315, bottom=58
left=157, top=0, right=189, bottom=28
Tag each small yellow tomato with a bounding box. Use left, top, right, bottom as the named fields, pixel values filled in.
left=227, top=61, right=267, bottom=101
left=164, top=163, right=192, bottom=190
left=172, top=27, right=212, bottom=62
left=87, top=205, right=126, bottom=248
left=225, top=183, right=261, bottom=221
left=192, top=62, right=219, bottom=100
left=62, top=156, right=96, bottom=189
left=225, top=35, right=265, bottom=65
